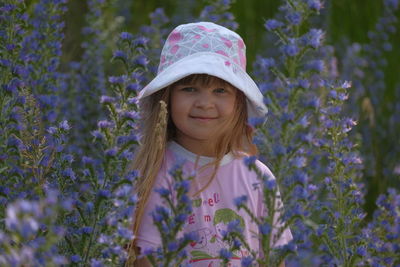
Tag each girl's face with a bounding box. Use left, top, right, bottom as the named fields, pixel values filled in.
left=170, top=78, right=237, bottom=156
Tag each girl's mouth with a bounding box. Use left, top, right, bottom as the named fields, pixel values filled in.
left=190, top=116, right=217, bottom=122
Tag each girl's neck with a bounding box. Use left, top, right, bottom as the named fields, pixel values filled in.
left=173, top=137, right=215, bottom=157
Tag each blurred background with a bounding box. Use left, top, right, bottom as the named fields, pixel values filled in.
left=60, top=0, right=399, bottom=217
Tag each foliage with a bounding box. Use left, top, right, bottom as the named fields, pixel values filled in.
left=0, top=0, right=399, bottom=266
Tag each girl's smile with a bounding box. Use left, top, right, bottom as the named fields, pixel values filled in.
left=170, top=79, right=237, bottom=156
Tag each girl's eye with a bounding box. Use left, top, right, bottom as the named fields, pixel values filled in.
left=181, top=87, right=196, bottom=92
left=214, top=88, right=227, bottom=93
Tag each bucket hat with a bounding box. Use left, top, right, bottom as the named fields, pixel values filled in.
left=139, top=21, right=268, bottom=118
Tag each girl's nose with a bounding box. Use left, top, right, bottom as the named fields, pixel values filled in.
left=194, top=92, right=214, bottom=109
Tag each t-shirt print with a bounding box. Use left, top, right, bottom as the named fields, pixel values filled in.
left=135, top=141, right=293, bottom=266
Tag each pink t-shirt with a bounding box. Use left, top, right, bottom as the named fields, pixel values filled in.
left=136, top=142, right=292, bottom=266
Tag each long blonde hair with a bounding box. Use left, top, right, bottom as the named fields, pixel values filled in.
left=128, top=74, right=257, bottom=261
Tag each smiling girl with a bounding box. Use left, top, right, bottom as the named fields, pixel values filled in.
left=129, top=22, right=292, bottom=266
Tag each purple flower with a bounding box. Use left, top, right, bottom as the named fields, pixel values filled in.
left=219, top=248, right=232, bottom=260
left=100, top=95, right=116, bottom=104
left=133, top=55, right=149, bottom=67
left=243, top=156, right=257, bottom=167
left=307, top=0, right=323, bottom=11
left=298, top=79, right=310, bottom=89
left=62, top=168, right=76, bottom=180
left=167, top=241, right=178, bottom=251
left=91, top=130, right=105, bottom=140
left=126, top=83, right=140, bottom=92
left=70, top=255, right=81, bottom=263
left=265, top=19, right=284, bottom=31
left=113, top=50, right=126, bottom=60
left=154, top=187, right=170, bottom=197
left=259, top=222, right=271, bottom=235
left=97, top=189, right=111, bottom=199
left=183, top=231, right=199, bottom=243
left=82, top=156, right=95, bottom=165
left=47, top=126, right=58, bottom=135
left=59, top=120, right=70, bottom=131
left=233, top=195, right=248, bottom=208
left=133, top=37, right=149, bottom=47
left=120, top=111, right=139, bottom=120
left=306, top=60, right=324, bottom=72
left=303, top=29, right=324, bottom=49
left=287, top=12, right=302, bottom=25
left=120, top=32, right=133, bottom=40
left=105, top=147, right=118, bottom=157
left=260, top=57, right=276, bottom=69
left=249, top=117, right=265, bottom=127
left=108, top=76, right=125, bottom=84
left=291, top=156, right=307, bottom=168
left=227, top=219, right=243, bottom=233
left=264, top=178, right=276, bottom=190
left=97, top=120, right=113, bottom=129
left=283, top=43, right=299, bottom=57
left=241, top=256, right=254, bottom=266
left=81, top=226, right=93, bottom=234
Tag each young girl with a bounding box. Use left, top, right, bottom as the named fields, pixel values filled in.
left=130, top=22, right=292, bottom=266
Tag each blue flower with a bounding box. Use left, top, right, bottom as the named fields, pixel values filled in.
left=265, top=19, right=284, bottom=31
left=306, top=59, right=324, bottom=72
left=100, top=95, right=116, bottom=104
left=108, top=76, right=125, bottom=84
left=264, top=178, right=276, bottom=190
left=283, top=43, right=299, bottom=57
left=126, top=83, right=140, bottom=92
left=259, top=223, right=271, bottom=235
left=286, top=12, right=302, bottom=25
left=113, top=50, right=126, bottom=60
left=97, top=189, right=111, bottom=199
left=105, top=147, right=118, bottom=157
left=133, top=55, right=149, bottom=67
left=154, top=187, right=170, bottom=197
left=307, top=0, right=323, bottom=11
left=219, top=248, right=232, bottom=260
left=133, top=37, right=149, bottom=47
left=243, top=156, right=257, bottom=167
left=81, top=226, right=93, bottom=234
left=167, top=241, right=178, bottom=251
left=241, top=256, right=254, bottom=266
left=233, top=195, right=248, bottom=208
left=59, top=120, right=70, bottom=131
left=97, top=120, right=113, bottom=129
left=227, top=219, right=243, bottom=233
left=70, top=255, right=82, bottom=263
left=120, top=32, right=133, bottom=40
left=302, top=29, right=324, bottom=49
left=249, top=117, right=265, bottom=127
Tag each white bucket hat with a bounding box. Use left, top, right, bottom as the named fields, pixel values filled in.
left=139, top=21, right=268, bottom=118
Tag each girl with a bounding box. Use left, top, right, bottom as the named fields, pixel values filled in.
left=130, top=22, right=292, bottom=266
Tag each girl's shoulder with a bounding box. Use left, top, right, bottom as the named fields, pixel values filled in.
left=232, top=153, right=275, bottom=179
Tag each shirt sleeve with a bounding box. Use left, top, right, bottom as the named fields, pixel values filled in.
left=256, top=161, right=293, bottom=248
left=135, top=167, right=173, bottom=252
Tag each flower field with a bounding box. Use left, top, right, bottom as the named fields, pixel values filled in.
left=0, top=0, right=399, bottom=266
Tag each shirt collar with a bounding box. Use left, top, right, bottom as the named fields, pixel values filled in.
left=168, top=141, right=234, bottom=167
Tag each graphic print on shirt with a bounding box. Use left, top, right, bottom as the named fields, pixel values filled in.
left=188, top=207, right=247, bottom=263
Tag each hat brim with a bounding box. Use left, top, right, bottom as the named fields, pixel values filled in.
left=139, top=52, right=268, bottom=118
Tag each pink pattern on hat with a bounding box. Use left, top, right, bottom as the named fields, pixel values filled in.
left=197, top=25, right=216, bottom=32
left=170, top=45, right=180, bottom=54
left=216, top=50, right=229, bottom=57
left=158, top=22, right=248, bottom=73
left=168, top=30, right=182, bottom=45
left=221, top=36, right=233, bottom=48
